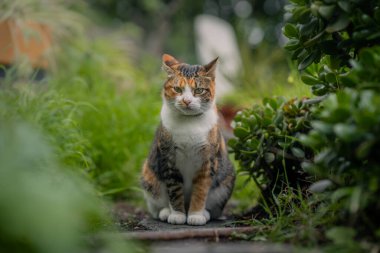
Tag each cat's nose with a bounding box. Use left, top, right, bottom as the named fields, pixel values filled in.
left=183, top=98, right=191, bottom=106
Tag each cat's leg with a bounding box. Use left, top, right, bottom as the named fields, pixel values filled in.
left=166, top=177, right=187, bottom=225
left=141, top=161, right=170, bottom=221
left=206, top=163, right=235, bottom=219
left=187, top=161, right=212, bottom=226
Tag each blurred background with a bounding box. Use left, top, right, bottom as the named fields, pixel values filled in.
left=0, top=0, right=310, bottom=252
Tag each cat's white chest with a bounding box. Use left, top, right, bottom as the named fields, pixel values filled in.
left=161, top=103, right=218, bottom=202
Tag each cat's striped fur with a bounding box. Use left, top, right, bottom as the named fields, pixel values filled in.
left=141, top=54, right=235, bottom=226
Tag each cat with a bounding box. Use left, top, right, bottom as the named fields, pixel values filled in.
left=140, top=54, right=235, bottom=226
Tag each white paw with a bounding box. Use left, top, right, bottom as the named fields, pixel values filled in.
left=187, top=212, right=208, bottom=226
left=158, top=207, right=171, bottom=221
left=167, top=211, right=186, bottom=225
left=203, top=210, right=210, bottom=221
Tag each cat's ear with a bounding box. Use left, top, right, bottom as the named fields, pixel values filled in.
left=203, top=57, right=218, bottom=79
left=162, top=54, right=180, bottom=77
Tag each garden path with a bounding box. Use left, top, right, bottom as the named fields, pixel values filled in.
left=114, top=202, right=296, bottom=253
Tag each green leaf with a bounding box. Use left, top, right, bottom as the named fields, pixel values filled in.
left=291, top=147, right=305, bottom=158
left=325, top=72, right=337, bottom=83
left=309, top=179, right=333, bottom=193
left=264, top=152, right=275, bottom=164
left=333, top=124, right=357, bottom=142
left=298, top=51, right=319, bottom=70
left=228, top=138, right=238, bottom=148
left=338, top=1, right=352, bottom=13
left=301, top=74, right=320, bottom=85
left=284, top=39, right=300, bottom=51
left=350, top=186, right=362, bottom=214
left=340, top=75, right=356, bottom=88
left=355, top=139, right=374, bottom=159
left=326, top=15, right=350, bottom=33
left=303, top=31, right=325, bottom=47
left=234, top=127, right=250, bottom=139
left=283, top=23, right=299, bottom=38
left=311, top=84, right=328, bottom=96
left=311, top=121, right=333, bottom=134
left=318, top=5, right=335, bottom=19
left=326, top=227, right=356, bottom=245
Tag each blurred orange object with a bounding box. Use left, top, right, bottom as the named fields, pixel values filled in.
left=0, top=20, right=52, bottom=69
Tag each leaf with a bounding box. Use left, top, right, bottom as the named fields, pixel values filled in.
left=326, top=227, right=356, bottom=245
left=355, top=139, right=375, bottom=159
left=283, top=23, right=299, bottom=38
left=301, top=74, right=320, bottom=85
left=303, top=31, right=325, bottom=47
left=325, top=72, right=337, bottom=83
left=298, top=51, right=319, bottom=70
left=284, top=39, right=300, bottom=51
left=234, top=127, right=250, bottom=139
left=333, top=124, right=357, bottom=142
left=350, top=186, right=362, bottom=214
left=263, top=98, right=278, bottom=110
left=339, top=75, right=356, bottom=88
left=228, top=138, right=238, bottom=148
left=311, top=84, right=328, bottom=96
left=326, top=15, right=350, bottom=33
left=291, top=147, right=305, bottom=158
left=308, top=179, right=333, bottom=193
left=311, top=121, right=333, bottom=134
left=338, top=1, right=352, bottom=13
left=318, top=5, right=335, bottom=19
left=264, top=152, right=275, bottom=164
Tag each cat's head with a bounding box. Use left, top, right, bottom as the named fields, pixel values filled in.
left=162, top=54, right=218, bottom=116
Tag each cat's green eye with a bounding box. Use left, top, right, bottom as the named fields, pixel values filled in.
left=173, top=87, right=182, bottom=93
left=194, top=88, right=205, bottom=95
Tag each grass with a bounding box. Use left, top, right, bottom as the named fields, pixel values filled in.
left=0, top=28, right=162, bottom=202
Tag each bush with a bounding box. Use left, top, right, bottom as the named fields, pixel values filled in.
left=284, top=0, right=380, bottom=96
left=301, top=47, right=380, bottom=242
left=230, top=0, right=380, bottom=248
left=230, top=97, right=315, bottom=207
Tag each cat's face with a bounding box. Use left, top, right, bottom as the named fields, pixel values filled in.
left=162, top=54, right=218, bottom=116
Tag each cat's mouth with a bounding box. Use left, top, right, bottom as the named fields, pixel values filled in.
left=176, top=105, right=203, bottom=116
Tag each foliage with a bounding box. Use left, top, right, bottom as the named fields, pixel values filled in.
left=230, top=96, right=315, bottom=207
left=284, top=0, right=380, bottom=72
left=283, top=0, right=380, bottom=96
left=301, top=65, right=380, bottom=240
left=0, top=121, right=137, bottom=253
left=230, top=0, right=380, bottom=249
left=0, top=28, right=161, bottom=199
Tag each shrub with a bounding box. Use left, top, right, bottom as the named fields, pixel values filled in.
left=230, top=0, right=380, bottom=248
left=284, top=0, right=380, bottom=96
left=301, top=47, right=380, bottom=241
left=230, top=97, right=316, bottom=208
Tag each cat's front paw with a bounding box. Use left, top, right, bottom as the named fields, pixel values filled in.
left=158, top=207, right=171, bottom=221
left=167, top=211, right=186, bottom=225
left=187, top=211, right=208, bottom=226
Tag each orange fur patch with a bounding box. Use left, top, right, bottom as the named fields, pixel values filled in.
left=141, top=161, right=160, bottom=198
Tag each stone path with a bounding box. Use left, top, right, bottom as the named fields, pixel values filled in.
left=119, top=218, right=297, bottom=253
left=113, top=203, right=301, bottom=253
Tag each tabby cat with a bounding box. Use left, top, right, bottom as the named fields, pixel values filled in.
left=141, top=54, right=235, bottom=226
